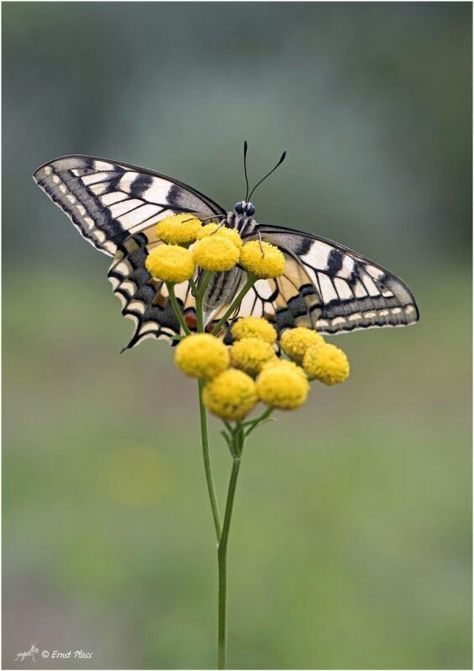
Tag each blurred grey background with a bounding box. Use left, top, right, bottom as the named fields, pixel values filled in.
left=3, top=2, right=472, bottom=669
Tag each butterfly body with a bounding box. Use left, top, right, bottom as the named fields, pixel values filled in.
left=33, top=155, right=419, bottom=349
left=223, top=204, right=257, bottom=237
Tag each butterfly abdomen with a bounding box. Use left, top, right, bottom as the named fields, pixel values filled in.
left=204, top=268, right=244, bottom=312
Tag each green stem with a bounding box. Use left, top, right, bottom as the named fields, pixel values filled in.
left=198, top=379, right=221, bottom=541
left=217, top=427, right=243, bottom=669
left=243, top=406, right=274, bottom=437
left=166, top=283, right=190, bottom=335
left=193, top=271, right=212, bottom=332
left=191, top=271, right=221, bottom=541
left=211, top=276, right=256, bottom=337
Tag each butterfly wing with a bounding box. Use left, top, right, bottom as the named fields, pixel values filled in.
left=33, top=155, right=225, bottom=349
left=33, top=155, right=226, bottom=256
left=33, top=155, right=419, bottom=345
left=235, top=223, right=419, bottom=334
left=108, top=228, right=201, bottom=350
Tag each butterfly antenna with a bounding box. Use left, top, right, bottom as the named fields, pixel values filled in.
left=243, top=140, right=250, bottom=201
left=248, top=150, right=287, bottom=200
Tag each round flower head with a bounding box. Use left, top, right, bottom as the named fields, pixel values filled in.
left=280, top=327, right=325, bottom=363
left=256, top=365, right=309, bottom=410
left=203, top=369, right=258, bottom=420
left=156, top=213, right=202, bottom=245
left=239, top=241, right=285, bottom=279
left=231, top=316, right=277, bottom=345
left=261, top=358, right=307, bottom=381
left=145, top=245, right=195, bottom=284
left=192, top=236, right=240, bottom=272
left=230, top=337, right=276, bottom=377
left=197, top=223, right=243, bottom=249
left=303, top=343, right=350, bottom=385
left=175, top=333, right=230, bottom=379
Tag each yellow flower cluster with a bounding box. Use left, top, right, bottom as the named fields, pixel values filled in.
left=173, top=320, right=272, bottom=420
left=174, top=320, right=350, bottom=420
left=156, top=213, right=202, bottom=245
left=231, top=316, right=277, bottom=344
left=145, top=245, right=195, bottom=284
left=303, top=343, right=350, bottom=385
left=153, top=217, right=351, bottom=420
left=261, top=358, right=307, bottom=381
left=145, top=214, right=287, bottom=284
left=203, top=369, right=258, bottom=421
left=256, top=362, right=309, bottom=409
left=281, top=327, right=325, bottom=363
left=230, top=337, right=276, bottom=377
left=175, top=334, right=229, bottom=378
left=197, top=223, right=243, bottom=249
left=281, top=326, right=350, bottom=386
left=192, top=236, right=240, bottom=272
left=240, top=241, right=285, bottom=278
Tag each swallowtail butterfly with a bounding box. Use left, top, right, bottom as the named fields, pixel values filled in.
left=33, top=152, right=419, bottom=350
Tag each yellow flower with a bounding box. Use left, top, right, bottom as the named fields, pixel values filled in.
left=156, top=213, right=202, bottom=245
left=145, top=244, right=195, bottom=283
left=197, top=223, right=243, bottom=249
left=256, top=365, right=309, bottom=410
left=239, top=240, right=285, bottom=278
left=175, top=334, right=230, bottom=379
left=261, top=358, right=307, bottom=381
left=231, top=316, right=277, bottom=345
left=230, top=337, right=276, bottom=377
left=203, top=369, right=258, bottom=420
left=303, top=343, right=350, bottom=385
left=192, top=236, right=240, bottom=272
left=280, top=327, right=325, bottom=363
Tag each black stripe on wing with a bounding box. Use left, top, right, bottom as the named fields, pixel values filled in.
left=204, top=260, right=319, bottom=336
left=108, top=230, right=199, bottom=350
left=33, top=154, right=226, bottom=257
left=251, top=224, right=419, bottom=334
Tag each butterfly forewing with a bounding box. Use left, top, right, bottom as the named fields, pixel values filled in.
left=254, top=224, right=419, bottom=333
left=33, top=155, right=226, bottom=256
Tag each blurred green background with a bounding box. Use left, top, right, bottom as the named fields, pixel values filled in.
left=3, top=2, right=472, bottom=669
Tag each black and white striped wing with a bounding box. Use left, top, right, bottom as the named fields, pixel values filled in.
left=241, top=224, right=419, bottom=334
left=33, top=155, right=226, bottom=256
left=33, top=154, right=226, bottom=349
left=107, top=228, right=201, bottom=350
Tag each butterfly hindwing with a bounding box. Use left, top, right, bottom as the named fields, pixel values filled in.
left=33, top=155, right=226, bottom=257
left=249, top=224, right=419, bottom=334
left=112, top=220, right=419, bottom=349
left=107, top=226, right=202, bottom=350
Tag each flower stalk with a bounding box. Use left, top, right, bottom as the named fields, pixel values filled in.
left=191, top=275, right=245, bottom=668
left=166, top=283, right=191, bottom=336
left=198, top=378, right=221, bottom=541
left=189, top=272, right=270, bottom=668
left=211, top=276, right=256, bottom=337
left=150, top=214, right=350, bottom=668
left=217, top=426, right=243, bottom=670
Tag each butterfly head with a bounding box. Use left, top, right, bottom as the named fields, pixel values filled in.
left=234, top=201, right=256, bottom=217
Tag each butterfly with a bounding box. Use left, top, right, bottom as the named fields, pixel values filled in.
left=33, top=152, right=419, bottom=350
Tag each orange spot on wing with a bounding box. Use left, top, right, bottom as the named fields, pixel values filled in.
left=185, top=313, right=197, bottom=329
